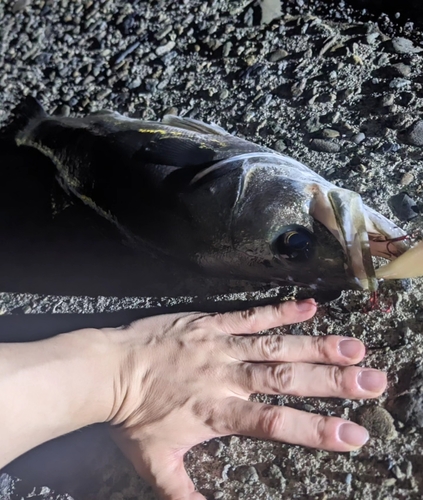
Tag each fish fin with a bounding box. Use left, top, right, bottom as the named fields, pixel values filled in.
left=162, top=115, right=230, bottom=136
left=50, top=183, right=73, bottom=217
left=2, top=96, right=47, bottom=139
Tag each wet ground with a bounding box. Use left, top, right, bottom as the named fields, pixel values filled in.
left=1, top=0, right=423, bottom=499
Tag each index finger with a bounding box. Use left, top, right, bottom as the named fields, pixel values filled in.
left=211, top=299, right=317, bottom=335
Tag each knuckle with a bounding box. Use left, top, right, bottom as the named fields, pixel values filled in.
left=266, top=363, right=294, bottom=393
left=311, top=414, right=331, bottom=448
left=258, top=405, right=285, bottom=439
left=327, top=365, right=346, bottom=393
left=258, top=335, right=284, bottom=361
left=311, top=336, right=332, bottom=362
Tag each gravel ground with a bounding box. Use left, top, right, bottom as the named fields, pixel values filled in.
left=1, top=0, right=423, bottom=499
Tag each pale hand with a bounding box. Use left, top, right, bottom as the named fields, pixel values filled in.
left=104, top=300, right=387, bottom=500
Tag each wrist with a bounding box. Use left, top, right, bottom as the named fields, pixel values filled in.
left=57, top=328, right=122, bottom=425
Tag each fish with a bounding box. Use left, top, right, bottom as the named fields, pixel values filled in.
left=6, top=96, right=423, bottom=292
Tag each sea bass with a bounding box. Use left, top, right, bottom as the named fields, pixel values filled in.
left=9, top=97, right=422, bottom=292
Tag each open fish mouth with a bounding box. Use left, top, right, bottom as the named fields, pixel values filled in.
left=310, top=185, right=422, bottom=291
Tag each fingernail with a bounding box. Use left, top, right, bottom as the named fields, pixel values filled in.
left=338, top=339, right=363, bottom=359
left=338, top=423, right=369, bottom=447
left=358, top=369, right=387, bottom=392
left=296, top=299, right=316, bottom=311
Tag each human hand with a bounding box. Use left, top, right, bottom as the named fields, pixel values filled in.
left=104, top=300, right=387, bottom=500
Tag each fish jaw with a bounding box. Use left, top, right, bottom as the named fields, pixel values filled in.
left=309, top=184, right=411, bottom=291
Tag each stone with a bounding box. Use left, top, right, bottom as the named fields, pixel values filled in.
left=400, top=120, right=423, bottom=146
left=269, top=48, right=288, bottom=62
left=357, top=406, right=397, bottom=440
left=392, top=37, right=423, bottom=54
left=260, top=0, right=282, bottom=25
left=309, top=138, right=340, bottom=153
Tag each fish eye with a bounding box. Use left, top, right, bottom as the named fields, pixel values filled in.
left=273, top=225, right=316, bottom=262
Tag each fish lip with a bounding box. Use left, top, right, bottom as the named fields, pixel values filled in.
left=327, top=190, right=378, bottom=291
left=310, top=187, right=378, bottom=291
left=311, top=188, right=410, bottom=291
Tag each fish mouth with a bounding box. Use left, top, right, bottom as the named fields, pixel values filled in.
left=310, top=186, right=411, bottom=291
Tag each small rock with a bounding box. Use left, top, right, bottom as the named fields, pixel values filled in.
left=352, top=132, right=365, bottom=144
left=392, top=465, right=405, bottom=481
left=357, top=406, right=397, bottom=440
left=269, top=48, right=288, bottom=62
left=222, top=41, right=232, bottom=57
left=12, top=0, right=30, bottom=13
left=309, top=138, right=340, bottom=153
left=214, top=492, right=224, bottom=500
left=376, top=142, right=401, bottom=154
left=384, top=478, right=397, bottom=487
left=392, top=37, right=423, bottom=54
left=233, top=465, right=260, bottom=484
left=274, top=139, right=287, bottom=152
left=0, top=473, right=15, bottom=498
left=58, top=104, right=70, bottom=117
left=260, top=0, right=282, bottom=25
left=321, top=128, right=340, bottom=139
left=389, top=78, right=411, bottom=90
left=156, top=41, right=175, bottom=56
left=388, top=192, right=419, bottom=221
left=400, top=120, right=423, bottom=146
left=366, top=32, right=379, bottom=44
left=391, top=63, right=411, bottom=77
left=382, top=93, right=395, bottom=106
left=400, top=172, right=414, bottom=186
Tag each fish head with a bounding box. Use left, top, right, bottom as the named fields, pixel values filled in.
left=224, top=153, right=409, bottom=291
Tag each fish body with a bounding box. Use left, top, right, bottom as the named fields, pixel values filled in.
left=10, top=97, right=411, bottom=292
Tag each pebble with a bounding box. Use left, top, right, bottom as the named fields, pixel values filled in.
left=357, top=406, right=397, bottom=440
left=260, top=0, right=282, bottom=25
left=392, top=37, right=423, bottom=54
left=156, top=40, right=176, bottom=56
left=12, top=0, right=30, bottom=12
left=222, top=41, right=232, bottom=58
left=391, top=63, right=411, bottom=77
left=401, top=120, right=423, bottom=146
left=58, top=104, right=70, bottom=117
left=376, top=142, right=401, bottom=154
left=269, top=48, right=288, bottom=62
left=233, top=465, right=260, bottom=484
left=389, top=78, right=411, bottom=90
left=309, top=138, right=340, bottom=153
left=96, top=88, right=112, bottom=100
left=0, top=473, right=14, bottom=497
left=352, top=132, right=365, bottom=144
left=274, top=139, right=287, bottom=152
left=400, top=172, right=414, bottom=186
left=321, top=128, right=340, bottom=139
left=388, top=192, right=419, bottom=221
left=111, top=41, right=140, bottom=66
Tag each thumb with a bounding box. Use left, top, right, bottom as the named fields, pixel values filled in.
left=212, top=299, right=317, bottom=334
left=112, top=431, right=205, bottom=500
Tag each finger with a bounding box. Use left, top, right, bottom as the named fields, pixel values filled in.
left=225, top=334, right=366, bottom=365
left=220, top=398, right=369, bottom=452
left=112, top=432, right=205, bottom=500
left=230, top=363, right=387, bottom=398
left=212, top=299, right=317, bottom=334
